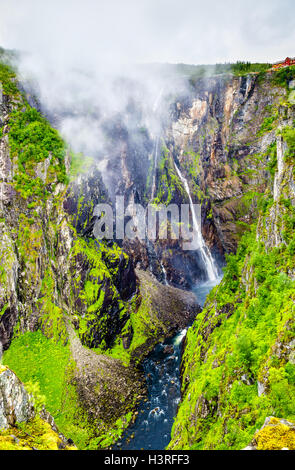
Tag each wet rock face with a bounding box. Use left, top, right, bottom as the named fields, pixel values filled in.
left=80, top=73, right=285, bottom=288
left=63, top=165, right=109, bottom=236
left=166, top=74, right=284, bottom=255
left=0, top=367, right=34, bottom=429
left=0, top=306, right=18, bottom=352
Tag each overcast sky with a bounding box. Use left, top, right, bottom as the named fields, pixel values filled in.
left=0, top=0, right=295, bottom=66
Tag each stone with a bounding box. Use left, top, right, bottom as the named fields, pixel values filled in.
left=257, top=381, right=265, bottom=397
left=0, top=367, right=35, bottom=430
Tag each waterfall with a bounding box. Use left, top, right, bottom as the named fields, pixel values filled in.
left=151, top=136, right=160, bottom=200
left=174, top=162, right=218, bottom=281
left=160, top=261, right=169, bottom=286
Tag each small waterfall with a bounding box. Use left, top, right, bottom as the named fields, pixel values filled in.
left=160, top=261, right=169, bottom=286
left=174, top=162, right=218, bottom=281
left=151, top=136, right=160, bottom=200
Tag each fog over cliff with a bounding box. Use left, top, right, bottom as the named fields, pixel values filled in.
left=0, top=0, right=294, bottom=160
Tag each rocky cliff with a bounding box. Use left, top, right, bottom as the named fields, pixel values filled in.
left=100, top=71, right=287, bottom=289
left=0, top=365, right=75, bottom=450
left=0, top=60, right=200, bottom=449
left=168, top=67, right=295, bottom=449
left=1, top=54, right=295, bottom=451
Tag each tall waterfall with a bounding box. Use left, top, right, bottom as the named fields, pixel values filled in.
left=174, top=162, right=218, bottom=281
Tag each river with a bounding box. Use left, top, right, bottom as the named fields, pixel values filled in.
left=113, top=277, right=221, bottom=451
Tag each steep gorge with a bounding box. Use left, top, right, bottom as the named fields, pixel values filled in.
left=0, top=57, right=295, bottom=450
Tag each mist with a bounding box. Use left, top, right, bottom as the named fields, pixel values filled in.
left=0, top=0, right=295, bottom=170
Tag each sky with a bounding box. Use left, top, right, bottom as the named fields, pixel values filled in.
left=0, top=0, right=294, bottom=164
left=0, top=0, right=295, bottom=66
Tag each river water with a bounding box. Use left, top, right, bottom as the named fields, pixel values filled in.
left=113, top=277, right=221, bottom=451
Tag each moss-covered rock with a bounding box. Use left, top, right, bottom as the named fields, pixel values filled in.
left=244, top=417, right=295, bottom=450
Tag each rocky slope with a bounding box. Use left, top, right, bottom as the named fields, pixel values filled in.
left=98, top=71, right=288, bottom=289
left=168, top=67, right=295, bottom=450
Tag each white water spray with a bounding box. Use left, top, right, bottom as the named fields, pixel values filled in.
left=174, top=162, right=218, bottom=281
left=160, top=262, right=169, bottom=286
left=173, top=328, right=188, bottom=347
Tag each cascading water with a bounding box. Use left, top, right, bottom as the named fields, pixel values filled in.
left=151, top=136, right=160, bottom=200
left=113, top=329, right=185, bottom=450
left=113, top=281, right=220, bottom=451
left=174, top=162, right=218, bottom=282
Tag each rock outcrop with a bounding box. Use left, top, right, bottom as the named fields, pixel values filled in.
left=0, top=365, right=75, bottom=450
left=243, top=417, right=295, bottom=450
left=0, top=365, right=34, bottom=429
left=0, top=59, right=201, bottom=449
left=168, top=68, right=295, bottom=450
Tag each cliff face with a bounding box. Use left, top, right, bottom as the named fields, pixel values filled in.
left=0, top=61, right=200, bottom=449
left=168, top=72, right=295, bottom=449
left=103, top=72, right=286, bottom=288
left=0, top=365, right=75, bottom=450
left=1, top=56, right=295, bottom=450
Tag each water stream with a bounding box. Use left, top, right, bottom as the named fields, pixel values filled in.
left=113, top=116, right=220, bottom=450
left=114, top=278, right=221, bottom=451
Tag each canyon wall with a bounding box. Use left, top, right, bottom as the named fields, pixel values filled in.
left=168, top=70, right=295, bottom=450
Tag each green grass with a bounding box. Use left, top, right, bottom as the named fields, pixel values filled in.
left=3, top=331, right=70, bottom=419
left=2, top=331, right=95, bottom=449
left=169, top=221, right=295, bottom=450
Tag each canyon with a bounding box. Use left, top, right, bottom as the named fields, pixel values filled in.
left=0, top=56, right=295, bottom=450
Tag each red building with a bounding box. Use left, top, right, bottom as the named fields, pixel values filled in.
left=272, top=57, right=295, bottom=70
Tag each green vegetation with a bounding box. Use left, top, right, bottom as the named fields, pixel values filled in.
left=70, top=237, right=130, bottom=352
left=280, top=126, right=295, bottom=161
left=3, top=331, right=71, bottom=425
left=9, top=106, right=68, bottom=198
left=0, top=62, right=19, bottom=97
left=70, top=151, right=94, bottom=179
left=0, top=416, right=76, bottom=450
left=258, top=114, right=278, bottom=136
left=153, top=144, right=185, bottom=205
left=169, top=191, right=295, bottom=450
left=272, top=65, right=295, bottom=89
left=231, top=61, right=271, bottom=76
left=168, top=62, right=270, bottom=80
left=3, top=331, right=94, bottom=449
left=0, top=60, right=68, bottom=200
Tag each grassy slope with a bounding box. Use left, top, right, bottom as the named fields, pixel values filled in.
left=0, top=60, right=179, bottom=449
